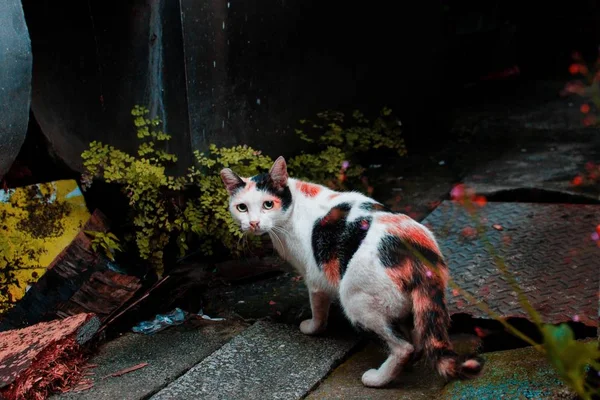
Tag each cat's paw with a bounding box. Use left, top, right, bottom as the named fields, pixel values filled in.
left=361, top=369, right=388, bottom=388
left=299, top=319, right=325, bottom=335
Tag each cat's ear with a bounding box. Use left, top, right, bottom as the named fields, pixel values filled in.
left=269, top=156, right=288, bottom=189
left=220, top=168, right=246, bottom=195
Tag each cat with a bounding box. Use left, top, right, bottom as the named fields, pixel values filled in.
left=220, top=156, right=484, bottom=388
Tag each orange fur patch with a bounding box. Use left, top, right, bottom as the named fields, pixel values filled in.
left=378, top=214, right=410, bottom=226
left=378, top=215, right=443, bottom=261
left=323, top=259, right=341, bottom=284
left=436, top=265, right=450, bottom=285
left=403, top=226, right=439, bottom=254
left=429, top=337, right=448, bottom=350
left=411, top=288, right=431, bottom=315
left=328, top=193, right=340, bottom=200
left=296, top=181, right=322, bottom=197
left=384, top=259, right=413, bottom=290
left=266, top=197, right=283, bottom=210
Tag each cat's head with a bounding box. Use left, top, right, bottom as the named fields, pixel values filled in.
left=220, top=156, right=292, bottom=235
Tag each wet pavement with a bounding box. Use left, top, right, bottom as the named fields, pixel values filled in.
left=54, top=319, right=248, bottom=400
left=151, top=321, right=358, bottom=400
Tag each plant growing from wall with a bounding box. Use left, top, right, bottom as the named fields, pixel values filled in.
left=183, top=145, right=274, bottom=256
left=292, top=107, right=406, bottom=190
left=81, top=106, right=187, bottom=275
left=81, top=105, right=408, bottom=273
left=84, top=230, right=123, bottom=262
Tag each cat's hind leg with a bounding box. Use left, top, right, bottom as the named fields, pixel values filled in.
left=341, top=291, right=414, bottom=387
left=391, top=315, right=424, bottom=370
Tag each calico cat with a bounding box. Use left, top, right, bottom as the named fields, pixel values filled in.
left=220, top=156, right=484, bottom=387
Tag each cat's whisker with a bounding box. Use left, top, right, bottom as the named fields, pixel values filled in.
left=243, top=232, right=250, bottom=253
left=269, top=229, right=286, bottom=260
left=237, top=230, right=251, bottom=254
left=273, top=226, right=292, bottom=259
left=273, top=225, right=291, bottom=237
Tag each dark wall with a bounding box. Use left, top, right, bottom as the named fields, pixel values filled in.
left=0, top=0, right=31, bottom=179
left=22, top=0, right=191, bottom=172
left=181, top=0, right=448, bottom=156
left=16, top=0, right=600, bottom=175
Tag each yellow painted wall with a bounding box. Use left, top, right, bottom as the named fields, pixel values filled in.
left=0, top=180, right=91, bottom=312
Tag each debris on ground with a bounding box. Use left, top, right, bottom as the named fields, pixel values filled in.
left=197, top=309, right=225, bottom=321
left=132, top=307, right=226, bottom=335
left=52, top=319, right=249, bottom=400
left=103, top=362, right=149, bottom=379
left=132, top=308, right=187, bottom=335
left=0, top=209, right=142, bottom=333
left=0, top=313, right=99, bottom=400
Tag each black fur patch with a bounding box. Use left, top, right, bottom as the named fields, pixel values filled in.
left=378, top=234, right=443, bottom=269
left=431, top=347, right=457, bottom=360
left=312, top=203, right=371, bottom=276
left=230, top=180, right=246, bottom=195
left=378, top=234, right=445, bottom=290
left=251, top=173, right=292, bottom=210
left=423, top=308, right=448, bottom=340
left=431, top=287, right=446, bottom=308
left=359, top=202, right=391, bottom=212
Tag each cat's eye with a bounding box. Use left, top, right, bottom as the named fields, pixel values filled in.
left=263, top=201, right=274, bottom=210
left=236, top=203, right=248, bottom=212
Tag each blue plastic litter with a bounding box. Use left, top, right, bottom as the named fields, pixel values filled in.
left=132, top=307, right=187, bottom=334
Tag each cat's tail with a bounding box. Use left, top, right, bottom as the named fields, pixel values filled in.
left=410, top=272, right=485, bottom=380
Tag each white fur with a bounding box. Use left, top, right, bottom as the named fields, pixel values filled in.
left=224, top=170, right=420, bottom=387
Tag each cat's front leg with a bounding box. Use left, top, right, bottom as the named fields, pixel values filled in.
left=300, top=290, right=331, bottom=335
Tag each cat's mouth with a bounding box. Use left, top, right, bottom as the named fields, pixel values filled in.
left=245, top=227, right=267, bottom=236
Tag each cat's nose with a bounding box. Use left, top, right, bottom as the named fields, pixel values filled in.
left=249, top=221, right=260, bottom=229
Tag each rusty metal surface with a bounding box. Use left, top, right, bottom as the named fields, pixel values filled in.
left=422, top=201, right=600, bottom=327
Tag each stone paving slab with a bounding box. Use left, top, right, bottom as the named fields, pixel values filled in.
left=422, top=201, right=600, bottom=327
left=305, top=342, right=446, bottom=400
left=151, top=320, right=360, bottom=400
left=54, top=320, right=248, bottom=400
